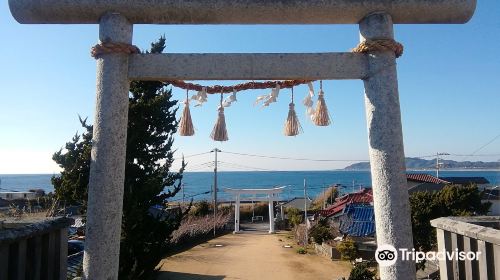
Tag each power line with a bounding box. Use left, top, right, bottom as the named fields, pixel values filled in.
left=173, top=151, right=212, bottom=160
left=217, top=161, right=279, bottom=172
left=220, top=151, right=370, bottom=162
left=450, top=153, right=500, bottom=157
left=470, top=133, right=500, bottom=156
left=169, top=190, right=211, bottom=202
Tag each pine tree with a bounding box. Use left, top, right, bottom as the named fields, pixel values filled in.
left=119, top=36, right=185, bottom=279
left=52, top=36, right=185, bottom=279
left=52, top=116, right=93, bottom=211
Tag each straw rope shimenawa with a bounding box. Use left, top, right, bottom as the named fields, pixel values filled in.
left=179, top=89, right=195, bottom=136
left=90, top=41, right=140, bottom=58
left=351, top=38, right=404, bottom=58
left=87, top=40, right=404, bottom=138
left=167, top=80, right=314, bottom=94
left=210, top=93, right=229, bottom=141
left=313, top=81, right=331, bottom=126
left=284, top=88, right=302, bottom=136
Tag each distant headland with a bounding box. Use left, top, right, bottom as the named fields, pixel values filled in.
left=344, top=157, right=500, bottom=171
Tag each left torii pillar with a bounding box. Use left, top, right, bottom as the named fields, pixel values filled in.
left=83, top=13, right=132, bottom=279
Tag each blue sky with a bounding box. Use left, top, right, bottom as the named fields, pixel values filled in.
left=0, top=1, right=499, bottom=174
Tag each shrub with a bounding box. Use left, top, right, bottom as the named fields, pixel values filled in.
left=171, top=212, right=231, bottom=245
left=190, top=200, right=211, bottom=217
left=309, top=218, right=333, bottom=244
left=337, top=237, right=358, bottom=261
left=296, top=247, right=307, bottom=254
left=348, top=263, right=375, bottom=280
left=287, top=207, right=302, bottom=227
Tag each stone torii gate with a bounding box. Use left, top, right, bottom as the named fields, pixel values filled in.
left=225, top=186, right=285, bottom=234
left=9, top=1, right=476, bottom=280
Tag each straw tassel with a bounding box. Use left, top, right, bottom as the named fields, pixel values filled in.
left=313, top=81, right=331, bottom=126
left=179, top=90, right=195, bottom=136
left=284, top=88, right=303, bottom=136
left=210, top=93, right=229, bottom=141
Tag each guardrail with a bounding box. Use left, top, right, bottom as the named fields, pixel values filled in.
left=431, top=216, right=500, bottom=280
left=0, top=217, right=73, bottom=280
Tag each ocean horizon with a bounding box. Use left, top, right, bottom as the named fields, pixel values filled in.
left=1, top=170, right=499, bottom=202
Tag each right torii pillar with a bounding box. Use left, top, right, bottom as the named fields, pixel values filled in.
left=360, top=12, right=415, bottom=279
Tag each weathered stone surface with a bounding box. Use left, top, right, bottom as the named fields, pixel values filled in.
left=129, top=53, right=368, bottom=81
left=82, top=13, right=132, bottom=280
left=9, top=0, right=476, bottom=24
left=361, top=12, right=416, bottom=280
left=431, top=217, right=500, bottom=246
left=0, top=217, right=73, bottom=245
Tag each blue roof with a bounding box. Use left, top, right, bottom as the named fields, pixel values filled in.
left=338, top=204, right=375, bottom=237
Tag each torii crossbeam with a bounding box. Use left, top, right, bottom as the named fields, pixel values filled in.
left=9, top=1, right=476, bottom=280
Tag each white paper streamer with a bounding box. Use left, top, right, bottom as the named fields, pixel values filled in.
left=255, top=84, right=280, bottom=108
left=223, top=89, right=238, bottom=107
left=191, top=87, right=208, bottom=107
left=303, top=82, right=315, bottom=120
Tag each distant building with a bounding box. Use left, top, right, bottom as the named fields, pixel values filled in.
left=482, top=188, right=500, bottom=215
left=406, top=173, right=451, bottom=193
left=0, top=191, right=37, bottom=200
left=318, top=188, right=373, bottom=218
left=280, top=197, right=313, bottom=212
left=440, top=176, right=490, bottom=189
left=406, top=173, right=490, bottom=194
left=338, top=204, right=375, bottom=237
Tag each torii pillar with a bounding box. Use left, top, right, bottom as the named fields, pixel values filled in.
left=8, top=1, right=476, bottom=280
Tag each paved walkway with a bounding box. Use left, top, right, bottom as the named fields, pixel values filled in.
left=157, top=231, right=351, bottom=280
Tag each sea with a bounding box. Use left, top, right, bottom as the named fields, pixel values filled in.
left=1, top=170, right=499, bottom=202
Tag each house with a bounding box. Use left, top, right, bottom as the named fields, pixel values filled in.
left=279, top=197, right=313, bottom=221
left=280, top=197, right=313, bottom=212
left=482, top=188, right=500, bottom=215
left=406, top=173, right=490, bottom=193
left=406, top=173, right=451, bottom=193
left=338, top=204, right=375, bottom=237
left=317, top=188, right=373, bottom=218
left=440, top=176, right=490, bottom=189
left=0, top=191, right=38, bottom=200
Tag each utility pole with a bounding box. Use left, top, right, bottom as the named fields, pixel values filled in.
left=436, top=152, right=449, bottom=178
left=212, top=148, right=221, bottom=236
left=181, top=183, right=185, bottom=204
left=322, top=184, right=326, bottom=210
left=304, top=178, right=308, bottom=246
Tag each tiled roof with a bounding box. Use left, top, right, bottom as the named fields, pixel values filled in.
left=406, top=173, right=450, bottom=184
left=441, top=177, right=490, bottom=185
left=318, top=188, right=373, bottom=218
left=339, top=204, right=375, bottom=237
left=67, top=251, right=84, bottom=279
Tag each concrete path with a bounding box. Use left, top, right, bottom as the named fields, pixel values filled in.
left=157, top=231, right=351, bottom=280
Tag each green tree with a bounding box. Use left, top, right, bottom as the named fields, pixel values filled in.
left=52, top=36, right=186, bottom=279
left=309, top=218, right=333, bottom=244
left=337, top=237, right=358, bottom=261
left=436, top=184, right=491, bottom=216
left=52, top=116, right=93, bottom=211
left=348, top=263, right=375, bottom=280
left=286, top=207, right=303, bottom=227
left=410, top=184, right=491, bottom=270
left=119, top=36, right=186, bottom=279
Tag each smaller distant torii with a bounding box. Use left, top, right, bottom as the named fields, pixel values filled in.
left=225, top=186, right=286, bottom=233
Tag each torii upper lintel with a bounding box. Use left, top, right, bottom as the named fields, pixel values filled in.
left=10, top=0, right=475, bottom=25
